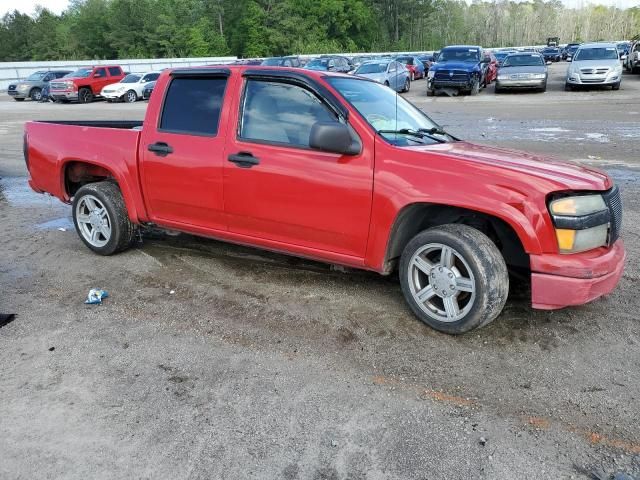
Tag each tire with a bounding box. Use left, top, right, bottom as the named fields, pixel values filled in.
left=13, top=98, right=25, bottom=102
left=30, top=88, right=42, bottom=101
left=470, top=79, right=480, bottom=95
left=403, top=78, right=410, bottom=93
left=124, top=89, right=137, bottom=103
left=612, top=82, right=620, bottom=91
left=78, top=87, right=92, bottom=104
left=540, top=83, right=547, bottom=93
left=399, top=224, right=509, bottom=334
left=426, top=88, right=434, bottom=97
left=494, top=84, right=502, bottom=94
left=564, top=83, right=573, bottom=92
left=72, top=181, right=136, bottom=255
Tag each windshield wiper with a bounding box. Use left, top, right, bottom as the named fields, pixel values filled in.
left=377, top=128, right=446, bottom=144
left=418, top=127, right=448, bottom=136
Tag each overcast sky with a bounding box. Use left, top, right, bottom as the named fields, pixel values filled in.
left=1, top=0, right=638, bottom=17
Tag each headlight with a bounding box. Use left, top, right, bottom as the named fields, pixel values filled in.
left=549, top=194, right=609, bottom=253
left=427, top=70, right=435, bottom=79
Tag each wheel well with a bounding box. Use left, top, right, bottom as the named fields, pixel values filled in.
left=64, top=161, right=115, bottom=198
left=383, top=203, right=529, bottom=274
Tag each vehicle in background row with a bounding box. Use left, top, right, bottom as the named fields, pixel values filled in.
left=416, top=54, right=436, bottom=71
left=353, top=60, right=410, bottom=92
left=482, top=52, right=498, bottom=84
left=564, top=43, right=581, bottom=61
left=565, top=43, right=622, bottom=91
left=142, top=81, right=156, bottom=100
left=494, top=50, right=516, bottom=67
left=24, top=65, right=625, bottom=334
left=261, top=56, right=301, bottom=67
left=495, top=53, right=547, bottom=93
left=617, top=42, right=630, bottom=61
left=49, top=65, right=125, bottom=103
left=394, top=55, right=425, bottom=81
left=7, top=70, right=72, bottom=101
left=427, top=45, right=489, bottom=96
left=547, top=37, right=559, bottom=47
left=305, top=56, right=351, bottom=73
left=101, top=72, right=161, bottom=103
left=624, top=41, right=639, bottom=73
left=541, top=47, right=562, bottom=62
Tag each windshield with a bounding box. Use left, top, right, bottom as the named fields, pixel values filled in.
left=26, top=72, right=47, bottom=81
left=574, top=47, right=618, bottom=61
left=68, top=68, right=92, bottom=78
left=327, top=77, right=450, bottom=146
left=502, top=55, right=544, bottom=67
left=355, top=62, right=388, bottom=74
left=121, top=74, right=141, bottom=83
left=261, top=58, right=283, bottom=66
left=437, top=48, right=480, bottom=63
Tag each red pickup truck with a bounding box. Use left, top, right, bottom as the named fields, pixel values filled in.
left=24, top=66, right=625, bottom=333
left=49, top=65, right=125, bottom=103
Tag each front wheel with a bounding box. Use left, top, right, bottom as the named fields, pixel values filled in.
left=78, top=87, right=93, bottom=104
left=72, top=181, right=136, bottom=255
left=612, top=82, right=620, bottom=91
left=564, top=83, right=573, bottom=92
left=30, top=88, right=42, bottom=101
left=124, top=89, right=137, bottom=103
left=399, top=224, right=509, bottom=334
left=470, top=79, right=480, bottom=95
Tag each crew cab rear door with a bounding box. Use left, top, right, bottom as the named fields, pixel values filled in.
left=139, top=69, right=231, bottom=230
left=91, top=67, right=112, bottom=93
left=222, top=72, right=374, bottom=258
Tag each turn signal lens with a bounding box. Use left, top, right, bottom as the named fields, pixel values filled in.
left=555, top=229, right=576, bottom=251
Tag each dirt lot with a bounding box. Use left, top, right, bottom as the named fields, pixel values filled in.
left=1, top=63, right=639, bottom=479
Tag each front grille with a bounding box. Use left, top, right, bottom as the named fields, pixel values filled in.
left=603, top=185, right=622, bottom=245
left=434, top=70, right=469, bottom=82
left=581, top=79, right=605, bottom=83
left=50, top=82, right=68, bottom=90
left=580, top=68, right=609, bottom=75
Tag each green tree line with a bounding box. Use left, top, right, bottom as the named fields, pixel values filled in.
left=1, top=0, right=639, bottom=61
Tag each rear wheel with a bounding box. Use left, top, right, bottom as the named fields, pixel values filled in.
left=399, top=224, right=509, bottom=334
left=124, top=89, right=137, bottom=103
left=72, top=182, right=136, bottom=255
left=402, top=78, right=410, bottom=93
left=30, top=88, right=42, bottom=101
left=78, top=87, right=92, bottom=104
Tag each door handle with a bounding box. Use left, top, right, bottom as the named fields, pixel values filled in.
left=228, top=152, right=260, bottom=168
left=148, top=142, right=173, bottom=156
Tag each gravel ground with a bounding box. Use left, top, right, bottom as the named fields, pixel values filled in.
left=1, top=63, right=639, bottom=479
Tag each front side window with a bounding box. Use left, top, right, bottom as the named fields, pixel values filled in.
left=94, top=68, right=107, bottom=78
left=108, top=67, right=122, bottom=76
left=239, top=80, right=336, bottom=147
left=160, top=76, right=227, bottom=136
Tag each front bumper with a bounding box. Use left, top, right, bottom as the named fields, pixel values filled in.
left=566, top=74, right=621, bottom=85
left=50, top=90, right=79, bottom=101
left=429, top=79, right=473, bottom=90
left=9, top=89, right=29, bottom=99
left=496, top=78, right=545, bottom=88
left=530, top=239, right=625, bottom=310
left=101, top=91, right=124, bottom=100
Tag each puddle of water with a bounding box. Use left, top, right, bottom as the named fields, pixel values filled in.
left=531, top=127, right=571, bottom=133
left=0, top=177, right=58, bottom=208
left=36, top=217, right=74, bottom=230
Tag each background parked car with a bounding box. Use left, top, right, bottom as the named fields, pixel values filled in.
left=7, top=70, right=71, bottom=101
left=565, top=42, right=622, bottom=90
left=495, top=52, right=548, bottom=93
left=261, top=56, right=301, bottom=67
left=494, top=50, right=517, bottom=66
left=564, top=43, right=581, bottom=61
left=541, top=47, right=562, bottom=62
left=304, top=56, right=351, bottom=73
left=49, top=65, right=125, bottom=103
left=394, top=55, right=425, bottom=80
left=427, top=45, right=489, bottom=96
left=482, top=51, right=498, bottom=84
left=101, top=72, right=161, bottom=103
left=353, top=60, right=410, bottom=92
left=625, top=40, right=639, bottom=73
left=416, top=53, right=436, bottom=72
left=142, top=81, right=156, bottom=100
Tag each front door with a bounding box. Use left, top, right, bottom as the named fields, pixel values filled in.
left=139, top=72, right=230, bottom=230
left=223, top=77, right=373, bottom=258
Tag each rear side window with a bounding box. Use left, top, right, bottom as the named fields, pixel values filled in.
left=108, top=67, right=122, bottom=76
left=160, top=77, right=227, bottom=136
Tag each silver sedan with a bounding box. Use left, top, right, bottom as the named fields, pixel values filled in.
left=353, top=60, right=411, bottom=93
left=495, top=53, right=548, bottom=93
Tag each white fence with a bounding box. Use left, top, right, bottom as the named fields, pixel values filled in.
left=0, top=56, right=237, bottom=91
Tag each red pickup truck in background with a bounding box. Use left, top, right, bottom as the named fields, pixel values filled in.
left=24, top=66, right=625, bottom=333
left=49, top=65, right=125, bottom=103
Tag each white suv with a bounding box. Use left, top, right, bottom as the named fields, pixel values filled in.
left=565, top=43, right=622, bottom=91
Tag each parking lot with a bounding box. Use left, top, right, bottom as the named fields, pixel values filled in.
left=1, top=62, right=639, bottom=478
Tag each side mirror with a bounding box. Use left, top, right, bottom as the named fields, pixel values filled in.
left=309, top=121, right=358, bottom=155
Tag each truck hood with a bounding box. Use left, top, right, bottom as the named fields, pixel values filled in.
left=408, top=141, right=611, bottom=191
left=432, top=61, right=479, bottom=72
